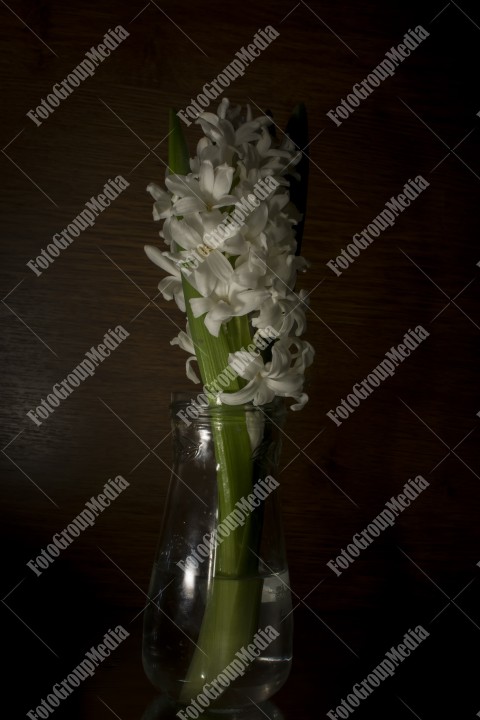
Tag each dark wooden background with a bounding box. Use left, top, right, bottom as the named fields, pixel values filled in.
left=1, top=0, right=479, bottom=718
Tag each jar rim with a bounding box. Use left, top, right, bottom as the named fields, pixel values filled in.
left=170, top=391, right=286, bottom=418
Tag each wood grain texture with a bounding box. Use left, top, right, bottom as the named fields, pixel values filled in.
left=1, top=0, right=479, bottom=717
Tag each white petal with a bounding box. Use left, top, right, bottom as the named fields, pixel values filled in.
left=147, top=182, right=169, bottom=202
left=145, top=245, right=180, bottom=276
left=174, top=196, right=206, bottom=215
left=204, top=301, right=233, bottom=336
left=246, top=410, right=264, bottom=453
left=228, top=351, right=263, bottom=381
left=165, top=174, right=199, bottom=198
left=290, top=393, right=308, bottom=411
left=219, top=378, right=260, bottom=405
left=190, top=297, right=213, bottom=318
left=158, top=276, right=180, bottom=301
left=212, top=164, right=234, bottom=201
left=174, top=288, right=186, bottom=312
left=256, top=129, right=272, bottom=156
left=191, top=261, right=218, bottom=297
left=199, top=111, right=220, bottom=125
left=222, top=233, right=249, bottom=256
left=186, top=356, right=201, bottom=383
left=170, top=330, right=195, bottom=355
left=268, top=341, right=291, bottom=377
left=251, top=383, right=276, bottom=406
left=233, top=288, right=270, bottom=315
left=170, top=217, right=202, bottom=251
left=267, top=375, right=303, bottom=394
left=206, top=251, right=233, bottom=283
left=245, top=203, right=268, bottom=236
left=199, top=161, right=215, bottom=196
left=251, top=299, right=283, bottom=332
left=152, top=200, right=172, bottom=221
left=211, top=194, right=238, bottom=209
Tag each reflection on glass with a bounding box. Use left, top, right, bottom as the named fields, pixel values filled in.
left=142, top=695, right=285, bottom=720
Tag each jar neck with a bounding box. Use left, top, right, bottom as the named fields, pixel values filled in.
left=170, top=392, right=286, bottom=428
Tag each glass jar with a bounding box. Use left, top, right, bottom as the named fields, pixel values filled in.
left=143, top=394, right=292, bottom=711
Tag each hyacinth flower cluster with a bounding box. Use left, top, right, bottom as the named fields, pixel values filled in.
left=145, top=98, right=314, bottom=410
left=144, top=100, right=313, bottom=702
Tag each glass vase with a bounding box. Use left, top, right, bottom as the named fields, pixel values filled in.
left=142, top=393, right=292, bottom=712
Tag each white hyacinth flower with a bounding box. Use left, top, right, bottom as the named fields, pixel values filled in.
left=145, top=99, right=314, bottom=410
left=166, top=161, right=237, bottom=215
left=219, top=338, right=314, bottom=410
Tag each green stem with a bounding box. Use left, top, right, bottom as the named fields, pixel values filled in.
left=182, top=281, right=255, bottom=576
left=180, top=278, right=262, bottom=701
left=167, top=112, right=262, bottom=701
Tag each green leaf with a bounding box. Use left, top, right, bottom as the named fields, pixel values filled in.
left=168, top=108, right=190, bottom=175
